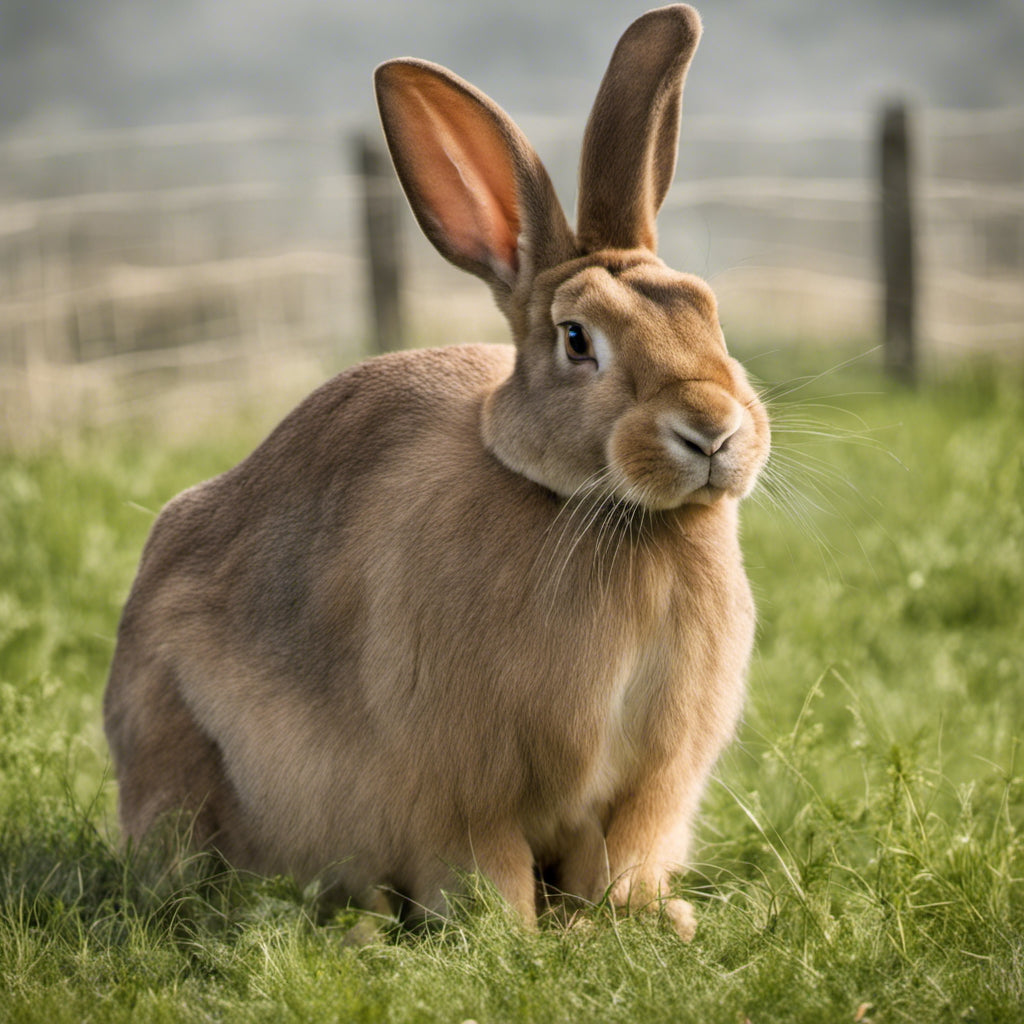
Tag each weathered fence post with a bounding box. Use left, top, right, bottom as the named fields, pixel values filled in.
left=879, top=101, right=917, bottom=385
left=355, top=132, right=404, bottom=354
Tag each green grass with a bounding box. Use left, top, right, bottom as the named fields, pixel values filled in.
left=1, top=351, right=1022, bottom=1023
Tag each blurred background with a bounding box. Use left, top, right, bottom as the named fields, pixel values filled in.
left=2, top=0, right=1022, bottom=445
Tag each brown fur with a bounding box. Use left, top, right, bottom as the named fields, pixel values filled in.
left=104, top=5, right=770, bottom=938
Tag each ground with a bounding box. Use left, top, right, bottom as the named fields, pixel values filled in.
left=1, top=348, right=1021, bottom=1023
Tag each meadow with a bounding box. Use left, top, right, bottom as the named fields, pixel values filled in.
left=0, top=349, right=1022, bottom=1023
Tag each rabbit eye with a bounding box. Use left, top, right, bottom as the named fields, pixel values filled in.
left=560, top=322, right=596, bottom=365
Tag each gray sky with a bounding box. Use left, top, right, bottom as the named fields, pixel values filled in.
left=1, top=0, right=1022, bottom=136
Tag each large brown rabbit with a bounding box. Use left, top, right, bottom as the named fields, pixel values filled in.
left=104, top=4, right=770, bottom=939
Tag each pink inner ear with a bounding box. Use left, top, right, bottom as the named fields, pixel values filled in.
left=391, top=74, right=521, bottom=282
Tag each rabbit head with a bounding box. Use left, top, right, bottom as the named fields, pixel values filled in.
left=375, top=4, right=769, bottom=513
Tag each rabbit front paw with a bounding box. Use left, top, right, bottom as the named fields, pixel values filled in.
left=660, top=897, right=697, bottom=940
left=608, top=874, right=697, bottom=940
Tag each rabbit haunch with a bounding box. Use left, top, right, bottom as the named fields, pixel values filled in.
left=104, top=5, right=770, bottom=940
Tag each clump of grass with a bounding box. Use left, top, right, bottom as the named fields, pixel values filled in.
left=693, top=667, right=1023, bottom=1022
left=1, top=353, right=1022, bottom=1022
left=3, top=724, right=1020, bottom=1023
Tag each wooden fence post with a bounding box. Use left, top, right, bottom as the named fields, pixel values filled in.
left=879, top=101, right=917, bottom=385
left=355, top=132, right=404, bottom=355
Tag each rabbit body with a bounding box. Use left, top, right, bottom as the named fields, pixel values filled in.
left=105, top=5, right=770, bottom=938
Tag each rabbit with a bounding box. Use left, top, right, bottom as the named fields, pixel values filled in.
left=104, top=3, right=770, bottom=940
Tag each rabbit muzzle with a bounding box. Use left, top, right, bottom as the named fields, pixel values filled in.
left=608, top=379, right=768, bottom=510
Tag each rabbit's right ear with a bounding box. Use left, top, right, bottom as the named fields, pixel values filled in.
left=375, top=59, right=574, bottom=295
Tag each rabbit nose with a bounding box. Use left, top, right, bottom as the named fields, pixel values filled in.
left=671, top=416, right=741, bottom=458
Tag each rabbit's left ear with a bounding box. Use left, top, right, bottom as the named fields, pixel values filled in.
left=375, top=59, right=574, bottom=294
left=577, top=4, right=702, bottom=254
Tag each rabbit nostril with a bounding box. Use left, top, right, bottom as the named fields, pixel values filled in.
left=674, top=428, right=728, bottom=458
left=675, top=432, right=711, bottom=457
left=671, top=425, right=729, bottom=458
left=672, top=424, right=736, bottom=458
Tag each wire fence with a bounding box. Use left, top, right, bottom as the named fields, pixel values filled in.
left=1, top=105, right=1021, bottom=445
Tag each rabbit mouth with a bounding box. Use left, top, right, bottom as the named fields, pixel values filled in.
left=606, top=419, right=763, bottom=511
left=605, top=461, right=736, bottom=511
left=686, top=484, right=727, bottom=507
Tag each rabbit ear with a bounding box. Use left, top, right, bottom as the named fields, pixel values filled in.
left=375, top=59, right=574, bottom=293
left=576, top=4, right=702, bottom=254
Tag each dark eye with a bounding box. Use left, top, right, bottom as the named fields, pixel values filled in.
left=560, top=321, right=596, bottom=364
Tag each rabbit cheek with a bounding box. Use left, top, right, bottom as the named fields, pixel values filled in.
left=607, top=410, right=694, bottom=511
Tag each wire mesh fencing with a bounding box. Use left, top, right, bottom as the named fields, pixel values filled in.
left=1, top=105, right=1021, bottom=445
